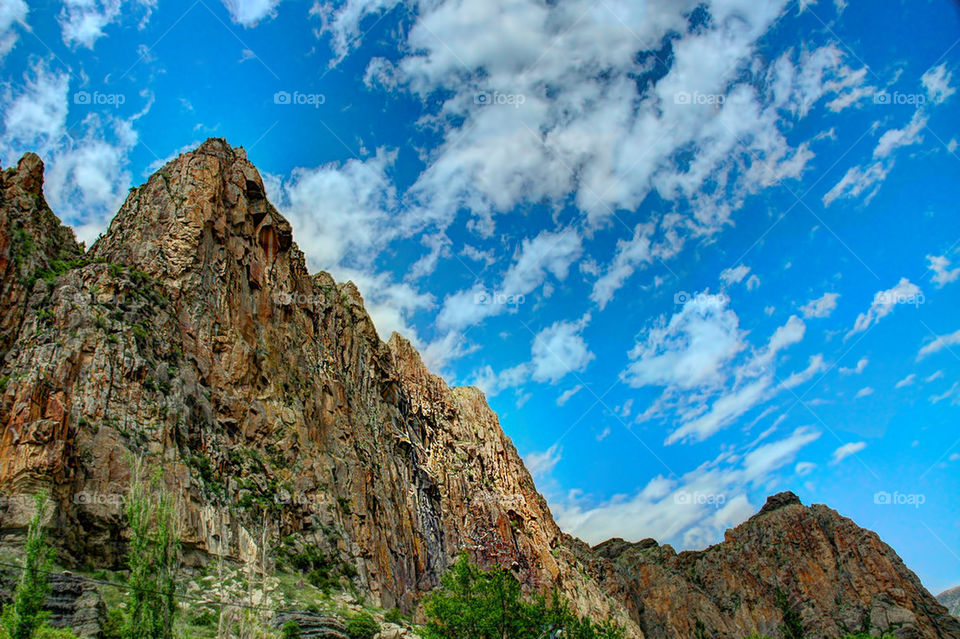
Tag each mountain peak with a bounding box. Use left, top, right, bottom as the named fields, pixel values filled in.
left=757, top=490, right=802, bottom=516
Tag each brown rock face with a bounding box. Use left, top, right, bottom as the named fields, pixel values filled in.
left=587, top=492, right=960, bottom=639
left=0, top=140, right=954, bottom=639
left=0, top=139, right=637, bottom=634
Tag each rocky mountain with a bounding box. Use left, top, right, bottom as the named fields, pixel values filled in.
left=938, top=586, right=960, bottom=618
left=0, top=139, right=957, bottom=639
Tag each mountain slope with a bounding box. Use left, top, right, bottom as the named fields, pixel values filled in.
left=0, top=140, right=956, bottom=639
left=0, top=139, right=638, bottom=634
left=577, top=493, right=960, bottom=639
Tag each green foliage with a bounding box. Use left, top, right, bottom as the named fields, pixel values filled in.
left=345, top=613, right=380, bottom=639
left=281, top=620, right=302, bottom=639
left=31, top=626, right=79, bottom=639
left=122, top=461, right=180, bottom=639
left=383, top=608, right=404, bottom=625
left=422, top=553, right=624, bottom=639
left=101, top=609, right=124, bottom=639
left=1, top=493, right=53, bottom=639
left=775, top=589, right=805, bottom=639
left=841, top=635, right=896, bottom=639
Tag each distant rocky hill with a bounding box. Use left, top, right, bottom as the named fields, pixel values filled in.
left=0, top=139, right=957, bottom=639
left=938, top=585, right=960, bottom=618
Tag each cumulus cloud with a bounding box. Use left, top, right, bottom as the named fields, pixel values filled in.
left=0, top=0, right=27, bottom=60
left=830, top=441, right=866, bottom=464
left=221, top=0, right=283, bottom=26
left=531, top=317, right=595, bottom=384
left=720, top=265, right=751, bottom=286
left=922, top=64, right=955, bottom=104
left=553, top=426, right=820, bottom=547
left=917, top=328, right=960, bottom=360
left=800, top=292, right=839, bottom=318
left=58, top=0, right=155, bottom=48
left=624, top=293, right=744, bottom=391
left=927, top=254, right=960, bottom=287
left=847, top=278, right=922, bottom=339
left=525, top=444, right=562, bottom=480
left=854, top=386, right=874, bottom=398
left=839, top=357, right=868, bottom=375
left=556, top=385, right=583, bottom=406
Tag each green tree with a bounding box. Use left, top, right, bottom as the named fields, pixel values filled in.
left=122, top=460, right=181, bottom=639
left=1, top=493, right=53, bottom=639
left=422, top=553, right=623, bottom=639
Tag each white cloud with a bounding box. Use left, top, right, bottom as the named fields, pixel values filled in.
left=0, top=0, right=27, bottom=60
left=531, top=317, right=594, bottom=384
left=553, top=426, right=820, bottom=548
left=779, top=354, right=825, bottom=390
left=800, top=292, right=839, bottom=318
left=58, top=0, right=155, bottom=48
left=666, top=378, right=770, bottom=445
left=931, top=383, right=960, bottom=405
left=795, top=461, right=816, bottom=476
left=854, top=386, right=874, bottom=399
left=624, top=293, right=744, bottom=390
left=525, top=444, right=562, bottom=480
left=590, top=222, right=655, bottom=309
left=917, top=328, right=960, bottom=360
left=557, top=385, right=583, bottom=406
left=823, top=161, right=889, bottom=207
left=926, top=370, right=944, bottom=383
left=720, top=265, right=750, bottom=286
left=830, top=441, right=866, bottom=464
left=824, top=111, right=927, bottom=207
left=221, top=0, right=283, bottom=26
left=873, top=110, right=926, bottom=160
left=437, top=228, right=581, bottom=330
left=922, top=64, right=956, bottom=104
left=895, top=374, right=915, bottom=389
left=927, top=254, right=960, bottom=288
left=274, top=150, right=398, bottom=271
left=2, top=62, right=70, bottom=148
left=839, top=357, right=868, bottom=375
left=847, top=278, right=922, bottom=339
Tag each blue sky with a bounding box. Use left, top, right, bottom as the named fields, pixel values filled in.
left=2, top=0, right=959, bottom=594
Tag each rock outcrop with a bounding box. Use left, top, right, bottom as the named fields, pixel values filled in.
left=0, top=140, right=955, bottom=639
left=584, top=493, right=960, bottom=639
left=0, top=139, right=637, bottom=635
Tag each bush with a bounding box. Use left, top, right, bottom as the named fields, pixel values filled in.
left=384, top=608, right=404, bottom=625
left=32, top=626, right=80, bottom=639
left=281, top=620, right=301, bottom=639
left=422, top=553, right=624, bottom=639
left=345, top=613, right=380, bottom=639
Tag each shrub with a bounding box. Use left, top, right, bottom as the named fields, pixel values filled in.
left=345, top=613, right=380, bottom=639
left=384, top=608, right=404, bottom=625
left=281, top=620, right=301, bottom=639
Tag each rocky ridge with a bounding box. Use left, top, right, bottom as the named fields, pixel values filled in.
left=0, top=140, right=957, bottom=639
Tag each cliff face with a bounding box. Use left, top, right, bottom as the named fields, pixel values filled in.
left=0, top=140, right=956, bottom=639
left=0, top=139, right=637, bottom=634
left=583, top=493, right=960, bottom=639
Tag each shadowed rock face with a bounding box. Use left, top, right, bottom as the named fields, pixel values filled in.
left=0, top=139, right=638, bottom=635
left=0, top=140, right=955, bottom=639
